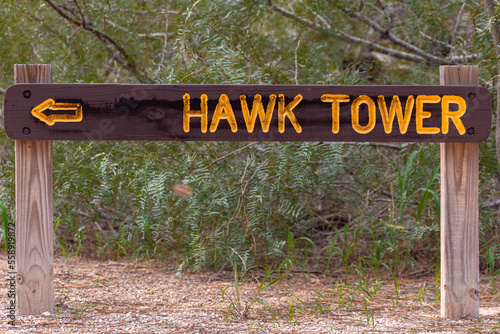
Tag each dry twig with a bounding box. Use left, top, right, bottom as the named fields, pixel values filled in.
left=267, top=0, right=475, bottom=65
left=44, top=0, right=154, bottom=83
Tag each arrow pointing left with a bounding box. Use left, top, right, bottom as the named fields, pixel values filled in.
left=31, top=98, right=83, bottom=126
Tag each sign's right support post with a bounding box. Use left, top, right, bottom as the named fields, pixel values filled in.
left=440, top=65, right=480, bottom=318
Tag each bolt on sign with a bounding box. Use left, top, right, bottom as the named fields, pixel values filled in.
left=3, top=84, right=492, bottom=142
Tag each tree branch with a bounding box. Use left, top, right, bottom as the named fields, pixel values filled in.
left=339, top=7, right=456, bottom=65
left=114, top=8, right=179, bottom=15
left=485, top=0, right=500, bottom=172
left=483, top=199, right=500, bottom=209
left=188, top=142, right=259, bottom=178
left=266, top=0, right=466, bottom=65
left=106, top=19, right=167, bottom=38
left=419, top=32, right=472, bottom=57
left=449, top=2, right=466, bottom=57
left=44, top=0, right=153, bottom=83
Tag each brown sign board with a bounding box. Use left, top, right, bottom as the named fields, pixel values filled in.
left=3, top=84, right=492, bottom=142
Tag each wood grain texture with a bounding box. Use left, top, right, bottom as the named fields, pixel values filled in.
left=3, top=84, right=491, bottom=142
left=15, top=64, right=54, bottom=315
left=440, top=66, right=479, bottom=318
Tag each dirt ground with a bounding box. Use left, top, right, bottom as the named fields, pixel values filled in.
left=1, top=254, right=499, bottom=333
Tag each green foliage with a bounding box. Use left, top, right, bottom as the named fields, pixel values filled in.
left=220, top=259, right=292, bottom=321
left=60, top=292, right=94, bottom=318
left=0, top=201, right=10, bottom=251
left=0, top=0, right=499, bottom=279
left=49, top=140, right=350, bottom=269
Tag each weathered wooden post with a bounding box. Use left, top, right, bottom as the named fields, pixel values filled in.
left=440, top=65, right=479, bottom=318
left=15, top=64, right=54, bottom=314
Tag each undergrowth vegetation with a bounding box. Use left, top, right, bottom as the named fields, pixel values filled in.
left=1, top=136, right=498, bottom=279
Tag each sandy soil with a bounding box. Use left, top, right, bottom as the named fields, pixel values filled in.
left=1, top=254, right=499, bottom=333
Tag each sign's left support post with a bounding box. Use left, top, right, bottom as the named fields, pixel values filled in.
left=15, top=64, right=54, bottom=315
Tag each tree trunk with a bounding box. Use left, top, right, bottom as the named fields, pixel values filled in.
left=485, top=0, right=500, bottom=172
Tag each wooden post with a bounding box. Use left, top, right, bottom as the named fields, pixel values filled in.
left=440, top=66, right=479, bottom=318
left=15, top=64, right=54, bottom=315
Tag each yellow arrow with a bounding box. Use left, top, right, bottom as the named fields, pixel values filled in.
left=31, top=99, right=83, bottom=126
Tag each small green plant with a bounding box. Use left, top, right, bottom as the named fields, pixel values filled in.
left=60, top=293, right=94, bottom=317
left=0, top=201, right=11, bottom=251
left=255, top=298, right=279, bottom=324
left=313, top=289, right=331, bottom=313
left=382, top=150, right=440, bottom=275
left=74, top=225, right=86, bottom=257
left=221, top=260, right=248, bottom=310
left=383, top=263, right=400, bottom=307
left=284, top=287, right=310, bottom=326
left=482, top=240, right=500, bottom=276
left=156, top=320, right=165, bottom=332
left=362, top=296, right=376, bottom=329
left=333, top=281, right=356, bottom=308
left=56, top=236, right=68, bottom=257
left=354, top=275, right=381, bottom=301
left=220, top=264, right=252, bottom=318
left=431, top=267, right=441, bottom=303
left=416, top=164, right=440, bottom=222
left=95, top=231, right=110, bottom=261
left=485, top=272, right=500, bottom=295
left=53, top=217, right=68, bottom=257
left=370, top=239, right=384, bottom=275
left=286, top=231, right=317, bottom=270
left=323, top=225, right=374, bottom=274
left=220, top=258, right=293, bottom=320
left=55, top=216, right=87, bottom=257
left=395, top=150, right=440, bottom=225
left=91, top=276, right=109, bottom=285
left=396, top=150, right=419, bottom=226
left=55, top=304, right=60, bottom=320
left=415, top=284, right=430, bottom=303
left=287, top=291, right=298, bottom=326
left=115, top=224, right=129, bottom=257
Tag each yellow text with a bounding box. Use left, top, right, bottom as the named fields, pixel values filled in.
left=183, top=93, right=302, bottom=133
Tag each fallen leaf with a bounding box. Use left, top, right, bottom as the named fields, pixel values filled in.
left=173, top=184, right=193, bottom=197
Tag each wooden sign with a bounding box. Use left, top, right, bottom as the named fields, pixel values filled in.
left=3, top=84, right=491, bottom=142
